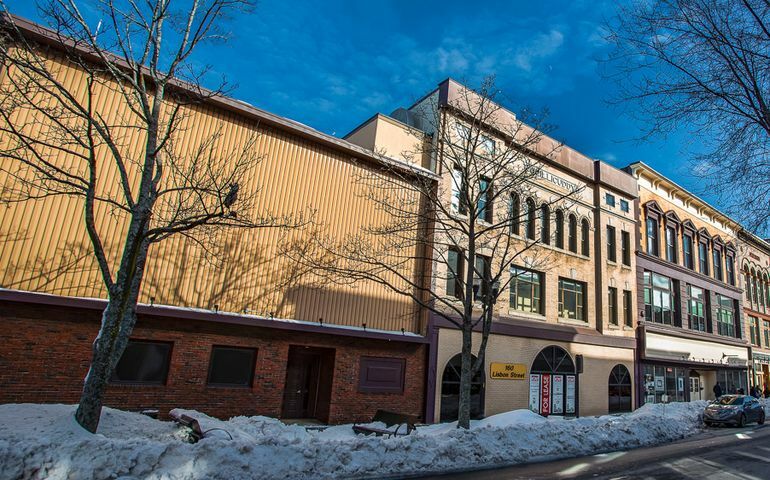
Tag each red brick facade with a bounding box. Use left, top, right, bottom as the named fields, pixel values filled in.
left=0, top=301, right=426, bottom=424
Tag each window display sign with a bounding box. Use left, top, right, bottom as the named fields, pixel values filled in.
left=529, top=374, right=541, bottom=413
left=677, top=377, right=684, bottom=392
left=541, top=374, right=551, bottom=415
left=552, top=375, right=564, bottom=414
left=566, top=375, right=576, bottom=414
left=489, top=363, right=527, bottom=380
left=655, top=376, right=665, bottom=392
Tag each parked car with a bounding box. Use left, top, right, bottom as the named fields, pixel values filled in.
left=703, top=395, right=766, bottom=427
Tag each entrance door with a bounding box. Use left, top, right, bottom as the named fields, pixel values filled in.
left=281, top=346, right=334, bottom=421
left=689, top=376, right=701, bottom=401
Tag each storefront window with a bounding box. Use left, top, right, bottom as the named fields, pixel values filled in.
left=642, top=364, right=687, bottom=404
left=716, top=369, right=747, bottom=395
left=716, top=294, right=736, bottom=337
left=643, top=271, right=676, bottom=325
left=687, top=285, right=707, bottom=332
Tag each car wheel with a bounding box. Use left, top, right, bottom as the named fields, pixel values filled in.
left=738, top=414, right=746, bottom=428
left=760, top=413, right=766, bottom=425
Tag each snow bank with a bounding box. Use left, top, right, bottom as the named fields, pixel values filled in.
left=0, top=402, right=708, bottom=480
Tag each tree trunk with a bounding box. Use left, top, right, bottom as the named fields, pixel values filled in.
left=457, top=325, right=474, bottom=429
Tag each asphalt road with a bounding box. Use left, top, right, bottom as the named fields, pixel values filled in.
left=418, top=423, right=770, bottom=480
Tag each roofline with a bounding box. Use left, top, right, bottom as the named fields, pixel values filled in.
left=2, top=13, right=439, bottom=182
left=0, top=289, right=429, bottom=344
left=626, top=161, right=741, bottom=230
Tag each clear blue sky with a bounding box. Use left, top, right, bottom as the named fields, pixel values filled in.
left=10, top=0, right=706, bottom=198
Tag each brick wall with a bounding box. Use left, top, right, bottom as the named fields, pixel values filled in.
left=0, top=301, right=426, bottom=424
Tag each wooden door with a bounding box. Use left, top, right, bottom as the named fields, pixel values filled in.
left=282, top=349, right=321, bottom=419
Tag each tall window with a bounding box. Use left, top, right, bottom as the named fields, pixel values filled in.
left=712, top=249, right=723, bottom=282
left=473, top=255, right=491, bottom=302
left=555, top=209, right=565, bottom=249
left=687, top=285, right=707, bottom=332
left=646, top=217, right=659, bottom=256
left=764, top=320, right=770, bottom=348
left=750, top=316, right=761, bottom=347
left=608, top=287, right=618, bottom=325
left=526, top=198, right=536, bottom=240
left=568, top=214, right=578, bottom=253
left=752, top=274, right=759, bottom=305
left=446, top=249, right=464, bottom=299
left=665, top=226, right=677, bottom=263
left=606, top=226, right=617, bottom=263
left=540, top=204, right=551, bottom=245
left=510, top=266, right=543, bottom=314
left=725, top=255, right=735, bottom=285
left=698, top=241, right=709, bottom=276
left=558, top=278, right=586, bottom=321
left=478, top=177, right=492, bottom=222
left=581, top=219, right=590, bottom=257
left=643, top=271, right=676, bottom=325
left=510, top=193, right=520, bottom=235
left=621, top=231, right=631, bottom=266
left=451, top=167, right=467, bottom=215
left=716, top=294, right=735, bottom=337
left=623, top=290, right=632, bottom=327
left=745, top=269, right=752, bottom=301
left=683, top=234, right=694, bottom=270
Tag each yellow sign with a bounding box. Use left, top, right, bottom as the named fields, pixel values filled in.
left=490, top=362, right=527, bottom=380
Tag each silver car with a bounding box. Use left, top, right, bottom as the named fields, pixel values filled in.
left=703, top=395, right=766, bottom=427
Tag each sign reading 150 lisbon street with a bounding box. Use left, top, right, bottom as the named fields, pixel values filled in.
left=489, top=363, right=527, bottom=380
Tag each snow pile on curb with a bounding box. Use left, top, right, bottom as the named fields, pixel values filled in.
left=0, top=402, right=708, bottom=480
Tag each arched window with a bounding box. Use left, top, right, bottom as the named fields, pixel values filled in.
left=555, top=209, right=564, bottom=249
left=531, top=346, right=577, bottom=416
left=744, top=267, right=752, bottom=302
left=510, top=193, right=520, bottom=235
left=526, top=198, right=536, bottom=240
left=440, top=354, right=485, bottom=422
left=568, top=214, right=578, bottom=253
left=752, top=269, right=759, bottom=305
left=581, top=219, right=590, bottom=257
left=608, top=364, right=632, bottom=413
left=540, top=204, right=551, bottom=245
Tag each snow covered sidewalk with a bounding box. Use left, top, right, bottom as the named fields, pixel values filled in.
left=0, top=402, right=711, bottom=479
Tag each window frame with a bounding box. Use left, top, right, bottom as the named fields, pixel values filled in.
left=555, top=209, right=565, bottom=249
left=621, top=230, right=631, bottom=266
left=665, top=225, right=678, bottom=263
left=568, top=214, right=578, bottom=253
left=110, top=340, right=173, bottom=386
left=509, top=266, right=544, bottom=315
left=646, top=217, right=659, bottom=256
left=620, top=199, right=630, bottom=213
left=478, top=176, right=493, bottom=223
left=446, top=248, right=464, bottom=299
left=605, top=193, right=616, bottom=207
left=643, top=271, right=677, bottom=326
left=687, top=284, right=707, bottom=332
left=623, top=289, right=632, bottom=327
left=606, top=225, right=617, bottom=263
left=608, top=286, right=618, bottom=326
left=558, top=277, right=587, bottom=321
left=716, top=294, right=736, bottom=337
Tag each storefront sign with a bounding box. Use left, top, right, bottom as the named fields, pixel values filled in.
left=536, top=169, right=578, bottom=192
left=489, top=363, right=526, bottom=380
left=541, top=374, right=551, bottom=415
left=529, top=374, right=541, bottom=413
left=565, top=375, right=576, bottom=414
left=552, top=375, right=564, bottom=414
left=754, top=353, right=770, bottom=364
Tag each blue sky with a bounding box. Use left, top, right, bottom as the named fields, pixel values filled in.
left=11, top=0, right=704, bottom=197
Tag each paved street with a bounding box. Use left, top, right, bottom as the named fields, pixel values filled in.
left=419, top=424, right=770, bottom=480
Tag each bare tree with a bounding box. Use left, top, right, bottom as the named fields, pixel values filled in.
left=0, top=1, right=299, bottom=432
left=605, top=0, right=770, bottom=232
left=289, top=77, right=582, bottom=429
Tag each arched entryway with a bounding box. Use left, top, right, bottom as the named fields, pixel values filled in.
left=440, top=353, right=485, bottom=422
left=530, top=346, right=576, bottom=416
left=608, top=364, right=632, bottom=413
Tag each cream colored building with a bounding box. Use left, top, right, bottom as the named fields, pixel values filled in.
left=627, top=163, right=749, bottom=404
left=348, top=79, right=638, bottom=420
left=738, top=231, right=770, bottom=391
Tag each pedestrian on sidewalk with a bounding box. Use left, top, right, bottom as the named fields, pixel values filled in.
left=713, top=382, right=723, bottom=399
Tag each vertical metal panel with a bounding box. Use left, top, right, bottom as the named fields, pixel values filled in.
left=0, top=51, right=422, bottom=333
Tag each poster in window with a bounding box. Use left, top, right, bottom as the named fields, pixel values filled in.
left=529, top=374, right=541, bottom=413
left=566, top=375, right=576, bottom=414
left=655, top=376, right=665, bottom=392
left=677, top=377, right=684, bottom=392
left=541, top=374, right=551, bottom=415
left=552, top=375, right=564, bottom=414
left=646, top=395, right=655, bottom=404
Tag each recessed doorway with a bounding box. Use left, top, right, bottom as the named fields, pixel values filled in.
left=281, top=346, right=335, bottom=423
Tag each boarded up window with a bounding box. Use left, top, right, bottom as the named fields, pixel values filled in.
left=358, top=357, right=405, bottom=393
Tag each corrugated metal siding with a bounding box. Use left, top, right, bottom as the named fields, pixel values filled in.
left=0, top=51, right=422, bottom=333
